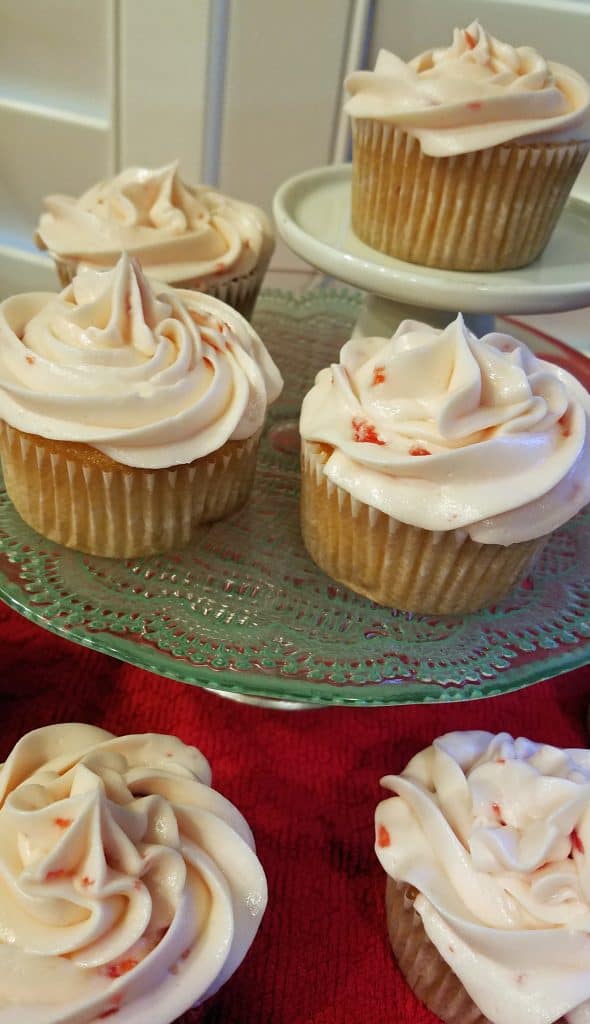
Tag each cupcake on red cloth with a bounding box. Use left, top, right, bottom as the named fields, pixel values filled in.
left=376, top=731, right=590, bottom=1024
left=0, top=724, right=267, bottom=1023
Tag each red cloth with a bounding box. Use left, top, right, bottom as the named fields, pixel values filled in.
left=0, top=601, right=589, bottom=1024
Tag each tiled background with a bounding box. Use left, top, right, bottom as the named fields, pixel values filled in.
left=1, top=0, right=589, bottom=351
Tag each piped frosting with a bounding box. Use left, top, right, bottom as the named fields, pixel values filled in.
left=299, top=315, right=590, bottom=544
left=0, top=254, right=283, bottom=469
left=345, top=21, right=590, bottom=156
left=36, top=162, right=274, bottom=284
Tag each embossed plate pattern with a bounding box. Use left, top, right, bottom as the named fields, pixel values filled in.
left=0, top=289, right=588, bottom=705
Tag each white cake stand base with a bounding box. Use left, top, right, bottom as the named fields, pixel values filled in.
left=353, top=293, right=494, bottom=339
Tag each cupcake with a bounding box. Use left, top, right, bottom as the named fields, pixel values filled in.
left=299, top=315, right=590, bottom=614
left=375, top=731, right=590, bottom=1024
left=344, top=21, right=590, bottom=270
left=35, top=162, right=275, bottom=319
left=0, top=253, right=283, bottom=558
left=0, top=723, right=267, bottom=1023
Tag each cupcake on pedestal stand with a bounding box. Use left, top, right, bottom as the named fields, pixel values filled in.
left=273, top=161, right=590, bottom=339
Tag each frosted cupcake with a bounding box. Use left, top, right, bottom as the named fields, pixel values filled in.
left=376, top=731, right=590, bottom=1024
left=35, top=162, right=275, bottom=319
left=344, top=22, right=590, bottom=270
left=0, top=723, right=267, bottom=1023
left=299, top=315, right=590, bottom=614
left=0, top=253, right=283, bottom=557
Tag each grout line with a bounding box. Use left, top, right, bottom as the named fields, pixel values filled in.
left=202, top=0, right=231, bottom=185
left=0, top=93, right=108, bottom=131
left=0, top=241, right=51, bottom=265
left=330, top=0, right=374, bottom=165
left=108, top=0, right=121, bottom=173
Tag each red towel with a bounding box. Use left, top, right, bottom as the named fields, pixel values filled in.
left=0, top=601, right=588, bottom=1024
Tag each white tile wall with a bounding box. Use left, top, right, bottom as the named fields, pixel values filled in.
left=218, top=0, right=355, bottom=269
left=0, top=106, right=110, bottom=249
left=0, top=0, right=112, bottom=120
left=118, top=0, right=211, bottom=178
left=1, top=0, right=589, bottom=294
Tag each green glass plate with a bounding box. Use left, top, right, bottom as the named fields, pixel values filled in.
left=0, top=288, right=588, bottom=706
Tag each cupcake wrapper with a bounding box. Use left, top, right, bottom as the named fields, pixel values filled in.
left=173, top=255, right=271, bottom=321
left=386, top=879, right=491, bottom=1024
left=53, top=254, right=272, bottom=321
left=0, top=423, right=261, bottom=558
left=386, top=879, right=567, bottom=1024
left=301, top=441, right=546, bottom=614
left=351, top=121, right=589, bottom=270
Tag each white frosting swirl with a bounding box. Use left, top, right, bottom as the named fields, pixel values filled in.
left=35, top=162, right=274, bottom=284
left=376, top=731, right=590, bottom=1024
left=299, top=315, right=590, bottom=544
left=0, top=724, right=267, bottom=1024
left=345, top=21, right=590, bottom=156
left=0, top=254, right=282, bottom=469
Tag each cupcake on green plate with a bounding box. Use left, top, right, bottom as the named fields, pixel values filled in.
left=35, top=161, right=275, bottom=320
left=299, top=314, right=590, bottom=614
left=0, top=253, right=282, bottom=557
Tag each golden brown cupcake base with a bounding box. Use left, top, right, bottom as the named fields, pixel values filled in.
left=351, top=121, right=589, bottom=271
left=301, top=440, right=546, bottom=614
left=0, top=422, right=261, bottom=558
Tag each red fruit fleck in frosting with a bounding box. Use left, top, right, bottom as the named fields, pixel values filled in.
left=409, top=445, right=431, bottom=457
left=352, top=417, right=385, bottom=445
left=45, top=867, right=75, bottom=881
left=377, top=824, right=391, bottom=848
left=559, top=413, right=571, bottom=438
left=467, top=101, right=482, bottom=110
left=81, top=876, right=94, bottom=887
left=465, top=29, right=477, bottom=48
left=106, top=959, right=138, bottom=979
left=54, top=817, right=72, bottom=829
left=99, top=1004, right=121, bottom=1019
left=571, top=828, right=585, bottom=854
left=372, top=366, right=386, bottom=386
left=491, top=802, right=507, bottom=826
left=25, top=354, right=36, bottom=365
